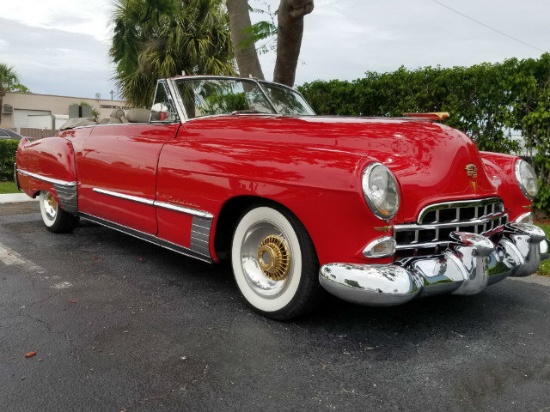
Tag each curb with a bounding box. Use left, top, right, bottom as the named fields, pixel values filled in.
left=0, top=193, right=37, bottom=204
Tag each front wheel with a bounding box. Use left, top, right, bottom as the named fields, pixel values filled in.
left=231, top=205, right=324, bottom=320
left=39, top=191, right=79, bottom=233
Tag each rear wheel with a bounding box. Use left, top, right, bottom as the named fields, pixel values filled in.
left=39, top=191, right=79, bottom=233
left=231, top=205, right=324, bottom=320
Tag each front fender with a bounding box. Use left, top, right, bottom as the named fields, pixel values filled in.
left=481, top=151, right=532, bottom=222
left=16, top=136, right=78, bottom=213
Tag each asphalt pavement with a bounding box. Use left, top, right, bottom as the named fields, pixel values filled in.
left=2, top=199, right=550, bottom=411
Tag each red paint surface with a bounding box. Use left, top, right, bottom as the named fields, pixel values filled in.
left=16, top=114, right=530, bottom=265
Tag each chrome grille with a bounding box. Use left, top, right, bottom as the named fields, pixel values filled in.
left=394, top=198, right=508, bottom=257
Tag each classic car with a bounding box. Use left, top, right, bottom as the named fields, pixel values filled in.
left=15, top=75, right=549, bottom=320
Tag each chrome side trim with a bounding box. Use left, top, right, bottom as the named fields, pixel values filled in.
left=17, top=168, right=78, bottom=213
left=79, top=212, right=213, bottom=263
left=93, top=188, right=155, bottom=206
left=93, top=188, right=214, bottom=218
left=55, top=183, right=78, bottom=214
left=13, top=163, right=20, bottom=190
left=91, top=188, right=214, bottom=258
left=190, top=216, right=212, bottom=257
left=17, top=168, right=76, bottom=187
left=155, top=201, right=214, bottom=218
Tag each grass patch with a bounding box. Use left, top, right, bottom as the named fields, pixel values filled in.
left=0, top=181, right=19, bottom=194
left=536, top=222, right=550, bottom=277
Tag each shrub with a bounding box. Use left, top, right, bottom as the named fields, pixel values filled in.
left=0, top=139, right=19, bottom=181
left=299, top=54, right=550, bottom=214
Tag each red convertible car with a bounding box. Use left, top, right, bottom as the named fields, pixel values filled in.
left=15, top=75, right=549, bottom=319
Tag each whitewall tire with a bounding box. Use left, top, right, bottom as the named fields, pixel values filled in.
left=39, top=191, right=79, bottom=233
left=231, top=205, right=323, bottom=320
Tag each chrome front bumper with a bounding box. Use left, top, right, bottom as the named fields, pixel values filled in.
left=319, top=223, right=549, bottom=307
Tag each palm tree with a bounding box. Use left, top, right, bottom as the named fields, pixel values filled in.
left=0, top=63, right=29, bottom=125
left=111, top=0, right=236, bottom=108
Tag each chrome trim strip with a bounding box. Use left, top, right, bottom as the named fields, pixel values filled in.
left=79, top=212, right=213, bottom=263
left=93, top=188, right=155, bottom=206
left=17, top=169, right=76, bottom=188
left=93, top=188, right=214, bottom=218
left=154, top=201, right=214, bottom=218
left=395, top=240, right=450, bottom=250
left=166, top=78, right=187, bottom=123
left=395, top=215, right=507, bottom=232
left=92, top=188, right=214, bottom=257
left=13, top=163, right=20, bottom=191
left=418, top=197, right=502, bottom=223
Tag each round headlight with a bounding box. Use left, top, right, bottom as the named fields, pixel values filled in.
left=362, top=163, right=400, bottom=220
left=515, top=159, right=538, bottom=200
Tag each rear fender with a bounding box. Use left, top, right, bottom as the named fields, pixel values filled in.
left=16, top=137, right=78, bottom=214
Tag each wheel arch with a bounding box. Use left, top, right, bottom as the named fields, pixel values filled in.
left=225, top=197, right=324, bottom=319
left=213, top=195, right=319, bottom=264
left=16, top=137, right=79, bottom=214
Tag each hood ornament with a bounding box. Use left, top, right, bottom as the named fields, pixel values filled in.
left=465, top=164, right=478, bottom=191
left=465, top=164, right=477, bottom=179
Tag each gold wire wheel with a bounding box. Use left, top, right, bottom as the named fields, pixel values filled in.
left=42, top=192, right=58, bottom=221
left=257, top=235, right=291, bottom=281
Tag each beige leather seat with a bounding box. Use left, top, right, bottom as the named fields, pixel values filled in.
left=109, top=109, right=128, bottom=123
left=126, top=108, right=151, bottom=123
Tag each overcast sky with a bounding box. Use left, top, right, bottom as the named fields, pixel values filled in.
left=1, top=0, right=548, bottom=99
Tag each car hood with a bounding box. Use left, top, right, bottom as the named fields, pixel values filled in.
left=184, top=115, right=499, bottom=222
left=300, top=116, right=498, bottom=219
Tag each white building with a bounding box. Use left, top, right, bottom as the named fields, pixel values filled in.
left=1, top=91, right=126, bottom=138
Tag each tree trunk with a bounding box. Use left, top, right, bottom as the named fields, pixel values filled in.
left=0, top=89, right=5, bottom=126
left=226, top=0, right=265, bottom=79
left=273, top=0, right=313, bottom=87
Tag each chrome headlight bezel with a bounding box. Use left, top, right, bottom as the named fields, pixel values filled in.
left=362, top=163, right=400, bottom=220
left=515, top=159, right=538, bottom=200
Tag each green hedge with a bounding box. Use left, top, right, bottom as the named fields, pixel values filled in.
left=299, top=53, right=550, bottom=212
left=0, top=139, right=19, bottom=181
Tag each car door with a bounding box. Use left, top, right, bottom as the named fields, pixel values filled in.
left=76, top=122, right=179, bottom=234
left=76, top=83, right=181, bottom=235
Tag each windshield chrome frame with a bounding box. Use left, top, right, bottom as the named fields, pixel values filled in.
left=166, top=75, right=314, bottom=122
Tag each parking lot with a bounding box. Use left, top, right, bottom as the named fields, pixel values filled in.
left=1, top=201, right=550, bottom=411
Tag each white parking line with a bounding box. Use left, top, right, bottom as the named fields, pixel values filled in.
left=0, top=242, right=44, bottom=273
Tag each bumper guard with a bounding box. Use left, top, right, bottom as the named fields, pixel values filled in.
left=319, top=223, right=549, bottom=306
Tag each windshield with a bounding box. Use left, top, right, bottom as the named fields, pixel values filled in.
left=174, top=77, right=315, bottom=119
left=259, top=81, right=314, bottom=116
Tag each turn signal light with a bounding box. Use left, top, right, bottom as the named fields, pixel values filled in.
left=363, top=236, right=396, bottom=258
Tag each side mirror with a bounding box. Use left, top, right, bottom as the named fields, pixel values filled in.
left=151, top=103, right=170, bottom=121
